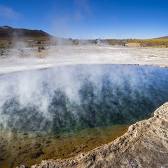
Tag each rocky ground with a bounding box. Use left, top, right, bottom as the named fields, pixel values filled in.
left=27, top=102, right=168, bottom=168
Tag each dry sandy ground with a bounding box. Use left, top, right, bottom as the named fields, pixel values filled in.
left=0, top=45, right=168, bottom=74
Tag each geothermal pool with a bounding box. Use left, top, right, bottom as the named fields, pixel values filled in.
left=0, top=64, right=168, bottom=167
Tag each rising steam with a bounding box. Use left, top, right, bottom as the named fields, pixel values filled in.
left=0, top=64, right=168, bottom=134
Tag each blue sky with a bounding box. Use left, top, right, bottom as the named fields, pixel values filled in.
left=0, top=0, right=167, bottom=39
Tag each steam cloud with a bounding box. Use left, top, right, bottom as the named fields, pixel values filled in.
left=0, top=64, right=168, bottom=134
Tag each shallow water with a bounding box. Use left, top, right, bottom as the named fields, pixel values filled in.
left=0, top=125, right=128, bottom=168
left=0, top=64, right=168, bottom=167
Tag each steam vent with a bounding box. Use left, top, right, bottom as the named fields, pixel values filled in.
left=1, top=64, right=168, bottom=168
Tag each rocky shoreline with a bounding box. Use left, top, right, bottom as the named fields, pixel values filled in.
left=24, top=102, right=168, bottom=168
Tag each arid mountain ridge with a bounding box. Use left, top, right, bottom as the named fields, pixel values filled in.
left=0, top=26, right=168, bottom=48
left=0, top=26, right=167, bottom=40
left=0, top=26, right=51, bottom=39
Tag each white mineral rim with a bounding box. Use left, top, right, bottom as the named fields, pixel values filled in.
left=1, top=46, right=168, bottom=75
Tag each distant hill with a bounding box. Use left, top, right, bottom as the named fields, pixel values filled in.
left=0, top=26, right=52, bottom=40
left=0, top=26, right=167, bottom=48
left=156, top=36, right=168, bottom=39
left=0, top=26, right=56, bottom=48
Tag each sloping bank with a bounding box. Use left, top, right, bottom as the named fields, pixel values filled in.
left=18, top=102, right=168, bottom=168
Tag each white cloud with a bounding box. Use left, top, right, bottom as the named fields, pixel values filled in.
left=0, top=5, right=21, bottom=20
